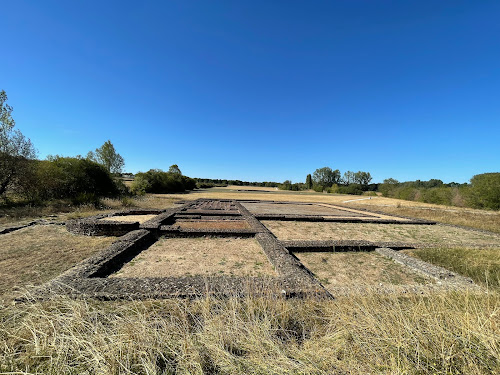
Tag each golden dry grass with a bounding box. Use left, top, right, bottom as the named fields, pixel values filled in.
left=263, top=221, right=500, bottom=246
left=159, top=189, right=369, bottom=204
left=403, top=247, right=500, bottom=289
left=349, top=203, right=500, bottom=234
left=0, top=291, right=498, bottom=374
left=241, top=202, right=371, bottom=216
left=1, top=189, right=499, bottom=372
left=112, top=237, right=276, bottom=278
left=296, top=251, right=431, bottom=290
left=175, top=220, right=251, bottom=230
left=0, top=226, right=116, bottom=302
left=225, top=185, right=280, bottom=191
left=99, top=214, right=158, bottom=223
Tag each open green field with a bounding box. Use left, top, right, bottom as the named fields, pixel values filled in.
left=0, top=188, right=499, bottom=374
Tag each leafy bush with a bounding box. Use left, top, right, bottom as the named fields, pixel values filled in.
left=337, top=184, right=364, bottom=195
left=131, top=169, right=196, bottom=194
left=328, top=184, right=339, bottom=194
left=312, top=184, right=324, bottom=192
left=467, top=173, right=500, bottom=210
left=21, top=157, right=120, bottom=203
left=420, top=187, right=453, bottom=206
left=394, top=186, right=419, bottom=201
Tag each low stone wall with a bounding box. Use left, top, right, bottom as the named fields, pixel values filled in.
left=25, top=198, right=481, bottom=302
left=66, top=215, right=140, bottom=236
left=66, top=209, right=166, bottom=236
left=375, top=247, right=477, bottom=287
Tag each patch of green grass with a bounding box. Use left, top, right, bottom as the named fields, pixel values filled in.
left=233, top=261, right=244, bottom=269
left=406, top=247, right=500, bottom=289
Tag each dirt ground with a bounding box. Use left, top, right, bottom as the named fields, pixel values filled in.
left=263, top=221, right=500, bottom=246
left=296, top=251, right=431, bottom=291
left=0, top=225, right=116, bottom=301
left=99, top=214, right=158, bottom=223
left=175, top=220, right=251, bottom=230
left=241, top=202, right=369, bottom=216
left=111, top=237, right=276, bottom=278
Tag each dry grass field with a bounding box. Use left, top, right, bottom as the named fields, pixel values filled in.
left=349, top=202, right=500, bottom=234
left=241, top=202, right=365, bottom=216
left=295, top=251, right=431, bottom=290
left=403, top=247, right=500, bottom=289
left=0, top=226, right=116, bottom=302
left=112, top=237, right=275, bottom=278
left=264, top=221, right=500, bottom=246
left=99, top=214, right=159, bottom=223
left=175, top=220, right=251, bottom=230
left=0, top=188, right=499, bottom=374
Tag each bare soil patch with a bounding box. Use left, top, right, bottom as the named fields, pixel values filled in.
left=263, top=221, right=500, bottom=246
left=99, top=214, right=158, bottom=223
left=175, top=220, right=250, bottom=230
left=241, top=202, right=366, bottom=216
left=296, top=251, right=431, bottom=291
left=0, top=225, right=116, bottom=301
left=111, top=237, right=276, bottom=278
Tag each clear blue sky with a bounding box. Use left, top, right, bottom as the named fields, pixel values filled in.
left=2, top=0, right=499, bottom=183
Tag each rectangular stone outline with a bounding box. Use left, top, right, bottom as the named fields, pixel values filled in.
left=27, top=199, right=331, bottom=301
left=26, top=199, right=482, bottom=302
left=238, top=200, right=436, bottom=224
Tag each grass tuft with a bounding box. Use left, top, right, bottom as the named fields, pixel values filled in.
left=0, top=290, right=498, bottom=374
left=405, top=247, right=500, bottom=290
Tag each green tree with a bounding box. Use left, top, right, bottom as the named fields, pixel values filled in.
left=87, top=140, right=124, bottom=174
left=312, top=167, right=341, bottom=188
left=468, top=173, right=500, bottom=210
left=353, top=171, right=372, bottom=186
left=383, top=178, right=399, bottom=185
left=168, top=164, right=182, bottom=175
left=379, top=178, right=399, bottom=197
left=22, top=157, right=120, bottom=203
left=305, top=174, right=313, bottom=189
left=131, top=169, right=195, bottom=194
left=0, top=90, right=37, bottom=198
left=279, top=180, right=292, bottom=190
left=342, top=171, right=355, bottom=185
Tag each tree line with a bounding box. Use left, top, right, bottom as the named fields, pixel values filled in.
left=2, top=90, right=498, bottom=210
left=379, top=175, right=500, bottom=210
left=0, top=90, right=196, bottom=205
left=279, top=166, right=375, bottom=194
left=194, top=178, right=279, bottom=188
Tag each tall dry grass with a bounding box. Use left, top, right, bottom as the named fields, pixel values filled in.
left=405, top=247, right=500, bottom=289
left=349, top=203, right=500, bottom=234
left=1, top=290, right=498, bottom=374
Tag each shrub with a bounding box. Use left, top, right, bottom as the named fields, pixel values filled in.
left=394, top=186, right=419, bottom=201
left=130, top=175, right=150, bottom=195
left=312, top=184, right=324, bottom=192
left=21, top=157, right=120, bottom=202
left=328, top=184, right=339, bottom=194
left=337, top=184, right=364, bottom=195
left=120, top=196, right=135, bottom=207
left=131, top=169, right=196, bottom=194
left=71, top=192, right=101, bottom=207
left=467, top=173, right=500, bottom=210
left=420, top=187, right=453, bottom=206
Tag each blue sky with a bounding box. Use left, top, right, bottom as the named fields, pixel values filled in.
left=2, top=0, right=499, bottom=183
